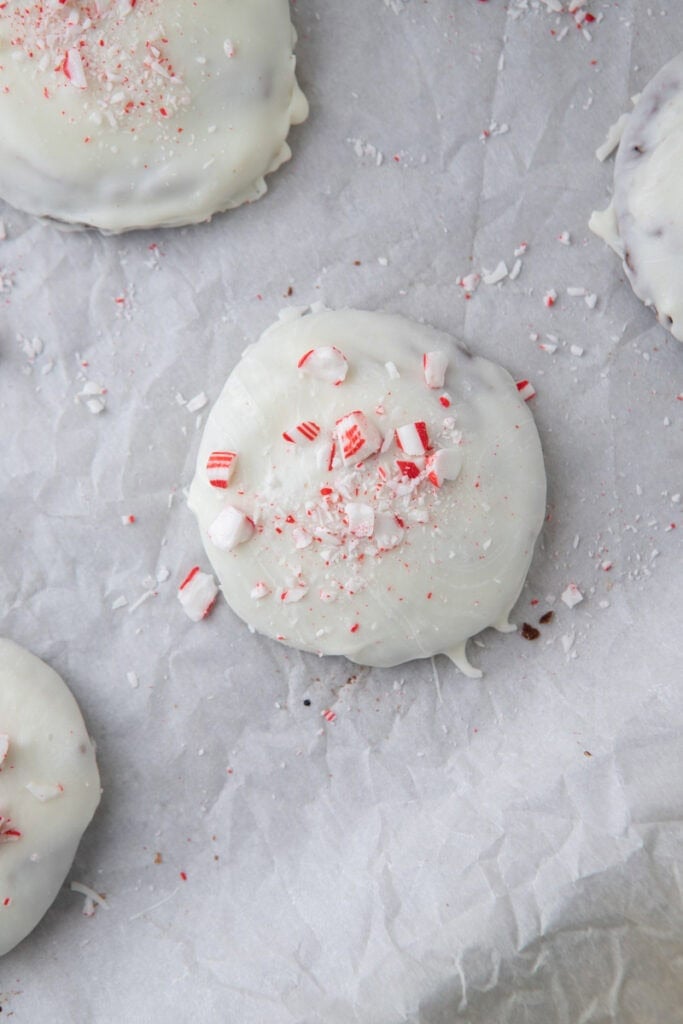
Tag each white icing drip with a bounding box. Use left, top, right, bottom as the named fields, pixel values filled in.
left=188, top=310, right=547, bottom=673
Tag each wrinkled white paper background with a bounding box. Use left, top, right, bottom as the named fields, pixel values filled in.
left=1, top=1, right=682, bottom=1021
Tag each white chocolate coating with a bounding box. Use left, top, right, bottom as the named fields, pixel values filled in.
left=0, top=639, right=100, bottom=957
left=188, top=310, right=546, bottom=675
left=0, top=0, right=308, bottom=232
left=590, top=52, right=683, bottom=340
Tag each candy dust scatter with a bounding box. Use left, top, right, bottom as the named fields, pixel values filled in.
left=0, top=268, right=16, bottom=294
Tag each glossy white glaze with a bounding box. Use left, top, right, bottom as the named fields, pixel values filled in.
left=0, top=639, right=100, bottom=957
left=0, top=0, right=307, bottom=231
left=189, top=310, right=547, bottom=675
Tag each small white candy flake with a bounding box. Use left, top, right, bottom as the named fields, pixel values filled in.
left=298, top=346, right=348, bottom=385
left=561, top=583, right=584, bottom=609
left=558, top=231, right=571, bottom=245
left=482, top=261, right=509, bottom=285
left=26, top=782, right=63, bottom=802
left=126, top=671, right=139, bottom=689
left=250, top=581, right=271, bottom=600
left=186, top=392, right=208, bottom=413
left=111, top=595, right=128, bottom=611
left=385, top=361, right=400, bottom=380
left=570, top=345, right=584, bottom=357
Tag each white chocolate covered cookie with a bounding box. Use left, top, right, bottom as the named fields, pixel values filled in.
left=0, top=0, right=308, bottom=232
left=188, top=309, right=546, bottom=676
left=0, top=639, right=100, bottom=957
left=590, top=51, right=683, bottom=340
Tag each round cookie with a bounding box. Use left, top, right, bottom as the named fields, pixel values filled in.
left=0, top=0, right=308, bottom=232
left=0, top=639, right=100, bottom=957
left=591, top=52, right=683, bottom=340
left=188, top=309, right=546, bottom=676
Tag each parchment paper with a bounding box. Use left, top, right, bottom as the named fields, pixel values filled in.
left=1, top=2, right=683, bottom=1021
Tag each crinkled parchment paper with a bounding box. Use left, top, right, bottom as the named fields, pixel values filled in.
left=1, top=2, right=682, bottom=1021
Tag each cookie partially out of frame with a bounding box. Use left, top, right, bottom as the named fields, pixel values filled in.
left=188, top=309, right=546, bottom=677
left=0, top=0, right=308, bottom=232
left=0, top=639, right=100, bottom=957
left=591, top=51, right=683, bottom=340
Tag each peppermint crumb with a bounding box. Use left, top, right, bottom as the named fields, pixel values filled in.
left=521, top=622, right=541, bottom=641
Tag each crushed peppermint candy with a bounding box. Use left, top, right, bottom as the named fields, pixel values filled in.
left=298, top=347, right=348, bottom=385
left=283, top=421, right=321, bottom=443
left=336, top=411, right=383, bottom=465
left=4, top=2, right=192, bottom=132
left=516, top=380, right=536, bottom=402
left=206, top=451, right=237, bottom=489
left=0, top=816, right=21, bottom=844
left=250, top=581, right=271, bottom=600
left=426, top=449, right=463, bottom=488
left=208, top=506, right=255, bottom=552
left=561, top=583, right=584, bottom=609
left=395, top=422, right=431, bottom=456
left=177, top=566, right=218, bottom=622
left=423, top=351, right=449, bottom=389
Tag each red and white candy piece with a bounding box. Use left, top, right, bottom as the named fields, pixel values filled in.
left=178, top=566, right=218, bottom=622
left=345, top=502, right=374, bottom=538
left=283, top=421, right=321, bottom=443
left=396, top=459, right=424, bottom=479
left=250, top=581, right=271, bottom=600
left=516, top=379, right=536, bottom=402
left=335, top=411, right=382, bottom=465
left=280, top=585, right=309, bottom=604
left=208, top=506, right=255, bottom=551
left=206, top=451, right=237, bottom=489
left=426, top=448, right=463, bottom=488
left=298, top=346, right=348, bottom=385
left=0, top=734, right=8, bottom=768
left=395, top=421, right=431, bottom=455
left=63, top=48, right=87, bottom=90
left=0, top=816, right=21, bottom=844
left=423, top=351, right=449, bottom=389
